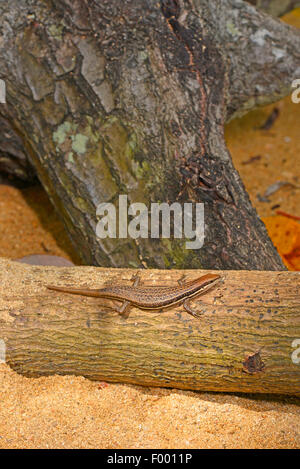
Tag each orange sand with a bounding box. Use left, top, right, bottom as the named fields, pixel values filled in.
left=0, top=184, right=81, bottom=264
left=226, top=94, right=300, bottom=220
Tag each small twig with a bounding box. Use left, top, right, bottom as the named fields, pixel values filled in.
left=257, top=181, right=300, bottom=202
left=257, top=108, right=279, bottom=131
left=276, top=210, right=300, bottom=222
left=241, top=155, right=262, bottom=165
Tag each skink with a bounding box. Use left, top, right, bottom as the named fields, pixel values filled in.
left=46, top=273, right=221, bottom=318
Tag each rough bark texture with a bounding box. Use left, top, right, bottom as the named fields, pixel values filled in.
left=1, top=0, right=298, bottom=270
left=219, top=0, right=300, bottom=120
left=247, top=0, right=300, bottom=17
left=0, top=116, right=36, bottom=181
left=0, top=259, right=299, bottom=395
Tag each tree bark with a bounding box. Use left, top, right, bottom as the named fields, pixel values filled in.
left=218, top=0, right=300, bottom=120
left=247, top=0, right=300, bottom=17
left=1, top=0, right=298, bottom=270
left=0, top=116, right=36, bottom=182
left=0, top=259, right=299, bottom=395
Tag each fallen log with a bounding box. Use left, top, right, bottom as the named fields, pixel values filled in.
left=0, top=258, right=299, bottom=395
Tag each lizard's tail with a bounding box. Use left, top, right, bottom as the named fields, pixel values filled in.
left=46, top=285, right=101, bottom=297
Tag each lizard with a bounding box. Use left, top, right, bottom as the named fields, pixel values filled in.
left=46, top=272, right=221, bottom=318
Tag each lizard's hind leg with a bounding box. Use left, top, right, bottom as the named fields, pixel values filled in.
left=116, top=300, right=130, bottom=315
left=114, top=273, right=140, bottom=316
left=183, top=299, right=202, bottom=318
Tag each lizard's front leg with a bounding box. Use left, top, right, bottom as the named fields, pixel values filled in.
left=177, top=274, right=187, bottom=287
left=130, top=272, right=141, bottom=287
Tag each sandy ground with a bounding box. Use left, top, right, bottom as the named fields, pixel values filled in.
left=0, top=184, right=81, bottom=264
left=0, top=365, right=299, bottom=449
left=0, top=9, right=299, bottom=450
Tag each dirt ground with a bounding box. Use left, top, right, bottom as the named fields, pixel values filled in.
left=0, top=10, right=299, bottom=450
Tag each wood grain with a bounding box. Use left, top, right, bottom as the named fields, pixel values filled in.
left=0, top=258, right=299, bottom=395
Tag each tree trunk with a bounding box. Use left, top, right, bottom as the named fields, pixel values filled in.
left=1, top=0, right=299, bottom=270
left=222, top=0, right=300, bottom=120
left=247, top=0, right=300, bottom=17
left=0, top=259, right=299, bottom=395
left=0, top=116, right=36, bottom=182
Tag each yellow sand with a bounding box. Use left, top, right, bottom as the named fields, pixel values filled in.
left=0, top=365, right=299, bottom=449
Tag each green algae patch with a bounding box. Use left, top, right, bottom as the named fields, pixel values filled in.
left=101, top=119, right=138, bottom=185
left=226, top=21, right=240, bottom=37
left=71, top=134, right=89, bottom=155
left=161, top=239, right=186, bottom=268
left=68, top=152, right=74, bottom=163
left=49, top=24, right=64, bottom=41
left=53, top=121, right=91, bottom=157
left=53, top=121, right=77, bottom=146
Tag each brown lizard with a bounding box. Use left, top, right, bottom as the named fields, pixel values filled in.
left=46, top=273, right=221, bottom=318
